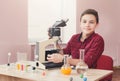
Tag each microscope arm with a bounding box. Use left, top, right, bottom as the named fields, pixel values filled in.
left=37, top=37, right=59, bottom=63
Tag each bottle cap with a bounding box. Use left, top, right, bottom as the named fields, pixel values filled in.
left=80, top=74, right=84, bottom=78
left=7, top=63, right=10, bottom=66
left=83, top=77, right=87, bottom=81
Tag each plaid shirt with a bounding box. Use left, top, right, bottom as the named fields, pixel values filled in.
left=63, top=32, right=104, bottom=68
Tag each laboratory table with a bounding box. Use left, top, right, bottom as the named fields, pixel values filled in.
left=0, top=64, right=113, bottom=81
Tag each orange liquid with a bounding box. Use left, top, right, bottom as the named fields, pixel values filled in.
left=17, top=64, right=20, bottom=70
left=61, top=67, right=72, bottom=75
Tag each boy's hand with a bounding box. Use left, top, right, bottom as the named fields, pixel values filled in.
left=47, top=54, right=63, bottom=63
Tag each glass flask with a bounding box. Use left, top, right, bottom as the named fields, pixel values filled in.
left=76, top=49, right=88, bottom=75
left=61, top=55, right=72, bottom=75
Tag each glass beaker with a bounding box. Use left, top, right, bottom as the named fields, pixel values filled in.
left=61, top=55, right=72, bottom=75
left=76, top=49, right=88, bottom=75
left=17, top=52, right=27, bottom=62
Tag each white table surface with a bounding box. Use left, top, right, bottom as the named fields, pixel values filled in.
left=0, top=63, right=113, bottom=81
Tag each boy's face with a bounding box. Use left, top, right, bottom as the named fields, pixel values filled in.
left=80, top=14, right=98, bottom=35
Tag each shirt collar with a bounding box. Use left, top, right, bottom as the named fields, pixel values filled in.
left=78, top=32, right=95, bottom=42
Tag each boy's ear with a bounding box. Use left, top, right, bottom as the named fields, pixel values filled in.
left=96, top=23, right=99, bottom=28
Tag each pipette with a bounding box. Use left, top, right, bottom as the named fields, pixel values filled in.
left=7, top=52, right=11, bottom=66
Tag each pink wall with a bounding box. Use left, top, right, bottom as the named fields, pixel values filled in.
left=77, top=0, right=120, bottom=66
left=0, top=0, right=31, bottom=64
left=0, top=0, right=120, bottom=66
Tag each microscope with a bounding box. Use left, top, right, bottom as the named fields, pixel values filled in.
left=35, top=19, right=68, bottom=69
left=36, top=36, right=59, bottom=63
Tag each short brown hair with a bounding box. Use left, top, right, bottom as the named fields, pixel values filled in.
left=80, top=9, right=99, bottom=23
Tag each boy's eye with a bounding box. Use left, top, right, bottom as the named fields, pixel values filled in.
left=82, top=20, right=95, bottom=24
left=89, top=21, right=94, bottom=24
left=82, top=20, right=87, bottom=23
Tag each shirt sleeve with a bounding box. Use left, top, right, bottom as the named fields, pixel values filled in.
left=84, top=37, right=104, bottom=68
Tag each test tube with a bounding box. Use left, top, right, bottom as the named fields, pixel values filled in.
left=7, top=52, right=11, bottom=66
left=17, top=63, right=21, bottom=70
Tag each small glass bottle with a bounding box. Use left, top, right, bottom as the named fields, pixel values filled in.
left=61, top=55, right=72, bottom=75
left=76, top=49, right=88, bottom=75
